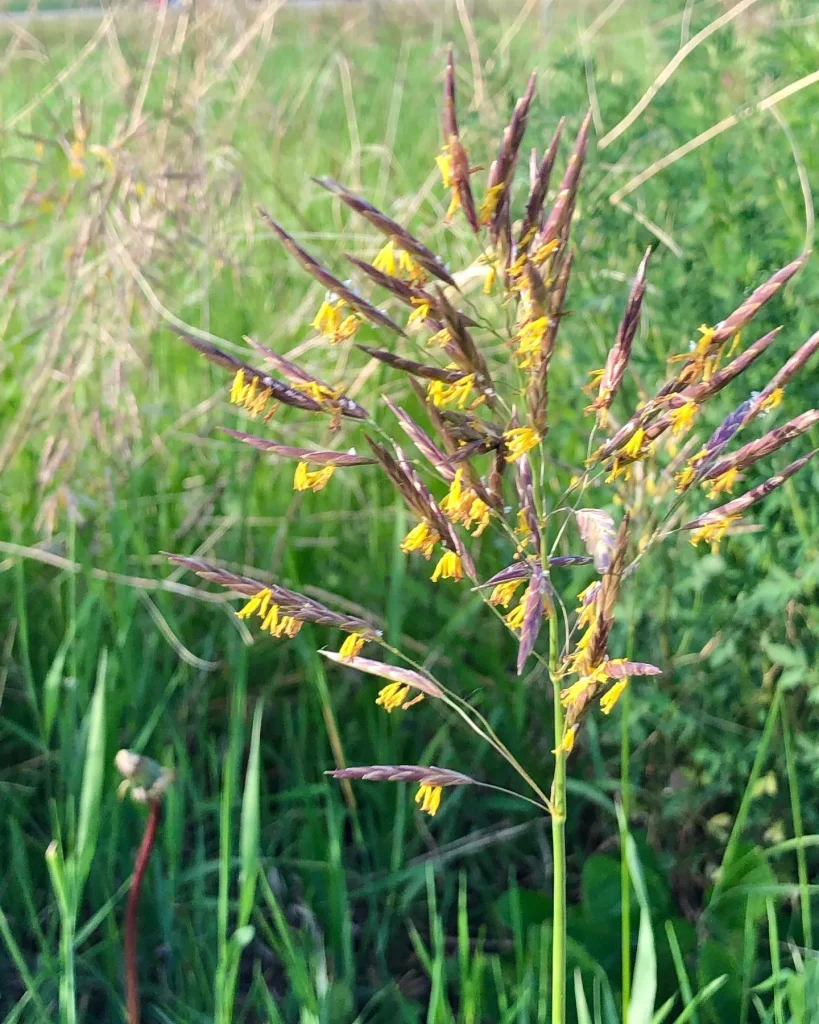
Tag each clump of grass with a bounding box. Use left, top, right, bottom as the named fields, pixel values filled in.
left=165, top=41, right=818, bottom=1021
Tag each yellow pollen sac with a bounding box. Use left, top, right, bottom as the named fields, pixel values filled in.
left=466, top=496, right=491, bottom=536
left=293, top=380, right=343, bottom=406
left=398, top=248, right=425, bottom=285
left=489, top=578, right=525, bottom=608
left=514, top=510, right=535, bottom=555
left=509, top=251, right=530, bottom=281
left=560, top=677, right=595, bottom=709
left=436, top=148, right=455, bottom=189
left=436, top=146, right=462, bottom=222
left=241, top=375, right=258, bottom=408
left=427, top=326, right=452, bottom=348
left=726, top=330, right=742, bottom=358
left=375, top=682, right=412, bottom=713
left=553, top=725, right=578, bottom=755
left=605, top=459, right=631, bottom=484
left=338, top=632, right=366, bottom=661
left=575, top=626, right=594, bottom=653
left=293, top=462, right=335, bottom=493
left=478, top=183, right=504, bottom=225
left=373, top=240, right=397, bottom=276
left=504, top=426, right=540, bottom=462
left=689, top=515, right=741, bottom=550
left=312, top=298, right=342, bottom=336
left=505, top=601, right=527, bottom=631
left=439, top=469, right=489, bottom=535
left=694, top=324, right=716, bottom=359
left=675, top=449, right=707, bottom=491
left=575, top=600, right=597, bottom=631
left=760, top=387, right=784, bottom=413
left=407, top=300, right=431, bottom=329
left=427, top=374, right=476, bottom=409
left=400, top=521, right=440, bottom=560
left=440, top=469, right=469, bottom=519
left=247, top=387, right=272, bottom=417
left=576, top=582, right=598, bottom=605
left=703, top=467, right=739, bottom=500
left=483, top=262, right=497, bottom=294
left=431, top=551, right=463, bottom=582
left=236, top=588, right=273, bottom=620
left=600, top=679, right=628, bottom=715
left=260, top=604, right=281, bottom=634
left=312, top=299, right=360, bottom=344
left=586, top=367, right=606, bottom=392
left=269, top=615, right=303, bottom=639
left=230, top=369, right=246, bottom=404
left=621, top=427, right=647, bottom=461
left=669, top=400, right=698, bottom=437
left=336, top=314, right=360, bottom=343
left=415, top=783, right=443, bottom=817
left=532, top=237, right=560, bottom=265
left=515, top=316, right=548, bottom=369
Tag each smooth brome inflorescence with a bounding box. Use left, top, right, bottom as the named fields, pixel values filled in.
left=167, top=47, right=817, bottom=818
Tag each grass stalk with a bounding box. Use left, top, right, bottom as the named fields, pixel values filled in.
left=621, top=621, right=636, bottom=1019
left=620, top=685, right=631, bottom=1021
left=549, top=611, right=566, bottom=1024
left=124, top=801, right=161, bottom=1024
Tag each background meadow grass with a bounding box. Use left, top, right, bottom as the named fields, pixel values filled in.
left=2, top=0, right=819, bottom=1019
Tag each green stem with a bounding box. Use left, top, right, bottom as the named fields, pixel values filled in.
left=781, top=701, right=812, bottom=949
left=620, top=684, right=631, bottom=1022
left=549, top=613, right=566, bottom=1024
left=61, top=911, right=76, bottom=1024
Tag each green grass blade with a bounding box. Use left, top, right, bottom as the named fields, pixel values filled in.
left=574, top=968, right=593, bottom=1024
left=664, top=920, right=694, bottom=1020
left=238, top=699, right=263, bottom=927
left=42, top=596, right=93, bottom=743
left=781, top=702, right=812, bottom=949
left=75, top=647, right=107, bottom=886
left=618, top=803, right=656, bottom=1024
left=766, top=899, right=784, bottom=1024
left=739, top=894, right=757, bottom=1024
left=45, top=839, right=75, bottom=1024
left=670, top=977, right=729, bottom=1024
left=651, top=994, right=677, bottom=1024
left=0, top=904, right=51, bottom=1020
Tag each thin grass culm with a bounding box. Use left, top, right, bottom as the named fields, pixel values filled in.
left=163, top=46, right=817, bottom=1021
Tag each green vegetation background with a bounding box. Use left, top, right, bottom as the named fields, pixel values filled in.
left=2, top=0, right=819, bottom=1019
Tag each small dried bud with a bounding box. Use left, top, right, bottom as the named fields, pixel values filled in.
left=115, top=751, right=174, bottom=805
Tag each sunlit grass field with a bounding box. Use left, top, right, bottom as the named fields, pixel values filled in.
left=2, top=0, right=819, bottom=1019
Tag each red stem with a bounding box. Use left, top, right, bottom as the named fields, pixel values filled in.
left=124, top=801, right=160, bottom=1024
